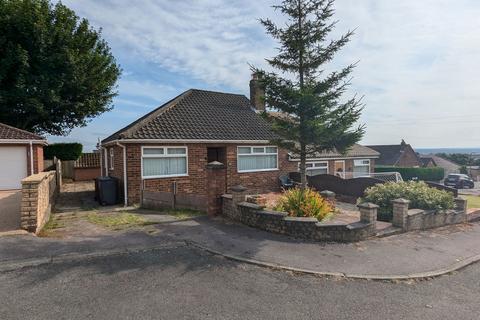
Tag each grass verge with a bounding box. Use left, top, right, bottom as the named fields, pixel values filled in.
left=37, top=214, right=66, bottom=237
left=86, top=212, right=152, bottom=230
left=162, top=208, right=206, bottom=220
left=463, top=195, right=480, bottom=209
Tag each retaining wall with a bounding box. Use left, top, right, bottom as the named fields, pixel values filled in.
left=221, top=188, right=378, bottom=243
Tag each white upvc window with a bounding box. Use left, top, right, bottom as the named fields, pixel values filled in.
left=142, top=146, right=188, bottom=178
left=237, top=146, right=278, bottom=173
left=353, top=159, right=370, bottom=178
left=305, top=161, right=328, bottom=176
left=109, top=148, right=114, bottom=170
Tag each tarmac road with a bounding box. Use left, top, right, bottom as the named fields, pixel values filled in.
left=1, top=245, right=480, bottom=320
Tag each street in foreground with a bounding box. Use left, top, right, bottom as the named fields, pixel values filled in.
left=1, top=245, right=479, bottom=320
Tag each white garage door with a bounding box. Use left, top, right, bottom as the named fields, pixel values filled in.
left=0, top=146, right=28, bottom=190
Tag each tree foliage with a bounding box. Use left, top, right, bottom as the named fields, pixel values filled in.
left=0, top=0, right=121, bottom=135
left=44, top=142, right=83, bottom=161
left=436, top=153, right=480, bottom=166
left=254, top=0, right=364, bottom=188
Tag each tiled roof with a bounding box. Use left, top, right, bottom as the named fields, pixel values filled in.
left=0, top=123, right=45, bottom=140
left=102, top=89, right=278, bottom=143
left=366, top=143, right=420, bottom=166
left=289, top=144, right=380, bottom=159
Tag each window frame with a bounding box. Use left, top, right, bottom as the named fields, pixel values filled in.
left=304, top=161, right=329, bottom=176
left=141, top=146, right=189, bottom=179
left=237, top=146, right=279, bottom=173
left=109, top=148, right=114, bottom=170
left=353, top=159, right=371, bottom=177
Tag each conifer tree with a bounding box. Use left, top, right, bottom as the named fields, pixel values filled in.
left=255, top=0, right=365, bottom=189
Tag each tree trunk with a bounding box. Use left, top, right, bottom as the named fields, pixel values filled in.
left=300, top=143, right=307, bottom=190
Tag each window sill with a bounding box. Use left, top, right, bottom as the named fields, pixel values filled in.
left=142, top=174, right=189, bottom=179
left=238, top=168, right=279, bottom=174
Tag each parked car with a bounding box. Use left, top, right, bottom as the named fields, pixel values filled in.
left=444, top=174, right=475, bottom=189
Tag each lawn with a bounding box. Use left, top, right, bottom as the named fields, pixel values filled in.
left=464, top=195, right=480, bottom=209
left=86, top=211, right=152, bottom=230
left=161, top=208, right=205, bottom=220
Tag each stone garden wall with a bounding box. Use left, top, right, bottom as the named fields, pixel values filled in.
left=392, top=198, right=468, bottom=231
left=221, top=186, right=378, bottom=243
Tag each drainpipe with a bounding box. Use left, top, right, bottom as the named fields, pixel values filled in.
left=29, top=141, right=34, bottom=175
left=103, top=148, right=108, bottom=176
left=116, top=142, right=128, bottom=207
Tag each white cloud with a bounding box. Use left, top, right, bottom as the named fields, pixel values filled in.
left=60, top=0, right=480, bottom=148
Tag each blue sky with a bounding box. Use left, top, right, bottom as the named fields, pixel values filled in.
left=49, top=0, right=480, bottom=151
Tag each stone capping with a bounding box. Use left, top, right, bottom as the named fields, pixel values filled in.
left=21, top=171, right=57, bottom=234
left=222, top=186, right=377, bottom=243
left=391, top=197, right=468, bottom=231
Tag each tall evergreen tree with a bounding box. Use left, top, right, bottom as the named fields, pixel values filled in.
left=0, top=0, right=121, bottom=135
left=254, top=0, right=365, bottom=189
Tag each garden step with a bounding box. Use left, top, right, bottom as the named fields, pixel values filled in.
left=375, top=226, right=402, bottom=238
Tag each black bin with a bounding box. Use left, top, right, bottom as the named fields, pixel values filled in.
left=95, top=177, right=119, bottom=205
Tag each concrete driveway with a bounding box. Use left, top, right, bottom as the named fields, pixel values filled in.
left=0, top=190, right=21, bottom=232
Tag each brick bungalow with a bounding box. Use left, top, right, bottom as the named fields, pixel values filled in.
left=367, top=140, right=422, bottom=167
left=101, top=78, right=379, bottom=213
left=0, top=123, right=46, bottom=190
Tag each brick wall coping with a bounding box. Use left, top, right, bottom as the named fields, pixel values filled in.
left=21, top=171, right=55, bottom=184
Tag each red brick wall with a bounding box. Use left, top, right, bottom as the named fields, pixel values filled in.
left=397, top=145, right=421, bottom=167
left=119, top=143, right=298, bottom=205
left=74, top=167, right=101, bottom=181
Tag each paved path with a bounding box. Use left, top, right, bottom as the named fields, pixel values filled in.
left=1, top=210, right=480, bottom=278
left=150, top=217, right=480, bottom=278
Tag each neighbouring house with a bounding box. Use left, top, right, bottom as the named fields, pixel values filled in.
left=419, top=156, right=436, bottom=168
left=101, top=76, right=379, bottom=214
left=0, top=123, right=47, bottom=190
left=420, top=154, right=460, bottom=178
left=367, top=140, right=422, bottom=167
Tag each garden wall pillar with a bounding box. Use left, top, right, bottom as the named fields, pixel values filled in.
left=392, top=198, right=410, bottom=230
left=454, top=197, right=467, bottom=214
left=358, top=202, right=378, bottom=225
left=231, top=185, right=248, bottom=212
left=320, top=190, right=336, bottom=202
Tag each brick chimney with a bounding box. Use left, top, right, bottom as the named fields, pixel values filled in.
left=249, top=72, right=265, bottom=112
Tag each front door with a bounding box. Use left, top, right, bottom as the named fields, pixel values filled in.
left=334, top=161, right=345, bottom=178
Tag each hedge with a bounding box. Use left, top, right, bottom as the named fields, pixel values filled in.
left=44, top=143, right=83, bottom=161
left=363, top=181, right=454, bottom=221
left=375, top=166, right=445, bottom=182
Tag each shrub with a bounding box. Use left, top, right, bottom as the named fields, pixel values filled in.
left=375, top=166, right=445, bottom=182
left=363, top=181, right=454, bottom=221
left=44, top=143, right=83, bottom=160
left=274, top=188, right=333, bottom=221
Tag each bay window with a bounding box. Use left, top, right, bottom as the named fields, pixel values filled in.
left=237, top=146, right=278, bottom=172
left=142, top=147, right=188, bottom=178
left=353, top=159, right=370, bottom=178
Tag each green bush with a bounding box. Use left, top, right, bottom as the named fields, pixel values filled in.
left=375, top=166, right=445, bottom=181
left=363, top=181, right=454, bottom=221
left=44, top=143, right=83, bottom=160
left=274, top=188, right=334, bottom=221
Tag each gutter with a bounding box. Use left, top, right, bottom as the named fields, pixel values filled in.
left=116, top=142, right=128, bottom=207
left=0, top=139, right=47, bottom=145
left=101, top=139, right=272, bottom=146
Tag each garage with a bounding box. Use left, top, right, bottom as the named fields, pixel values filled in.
left=0, top=123, right=46, bottom=232
left=0, top=146, right=28, bottom=190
